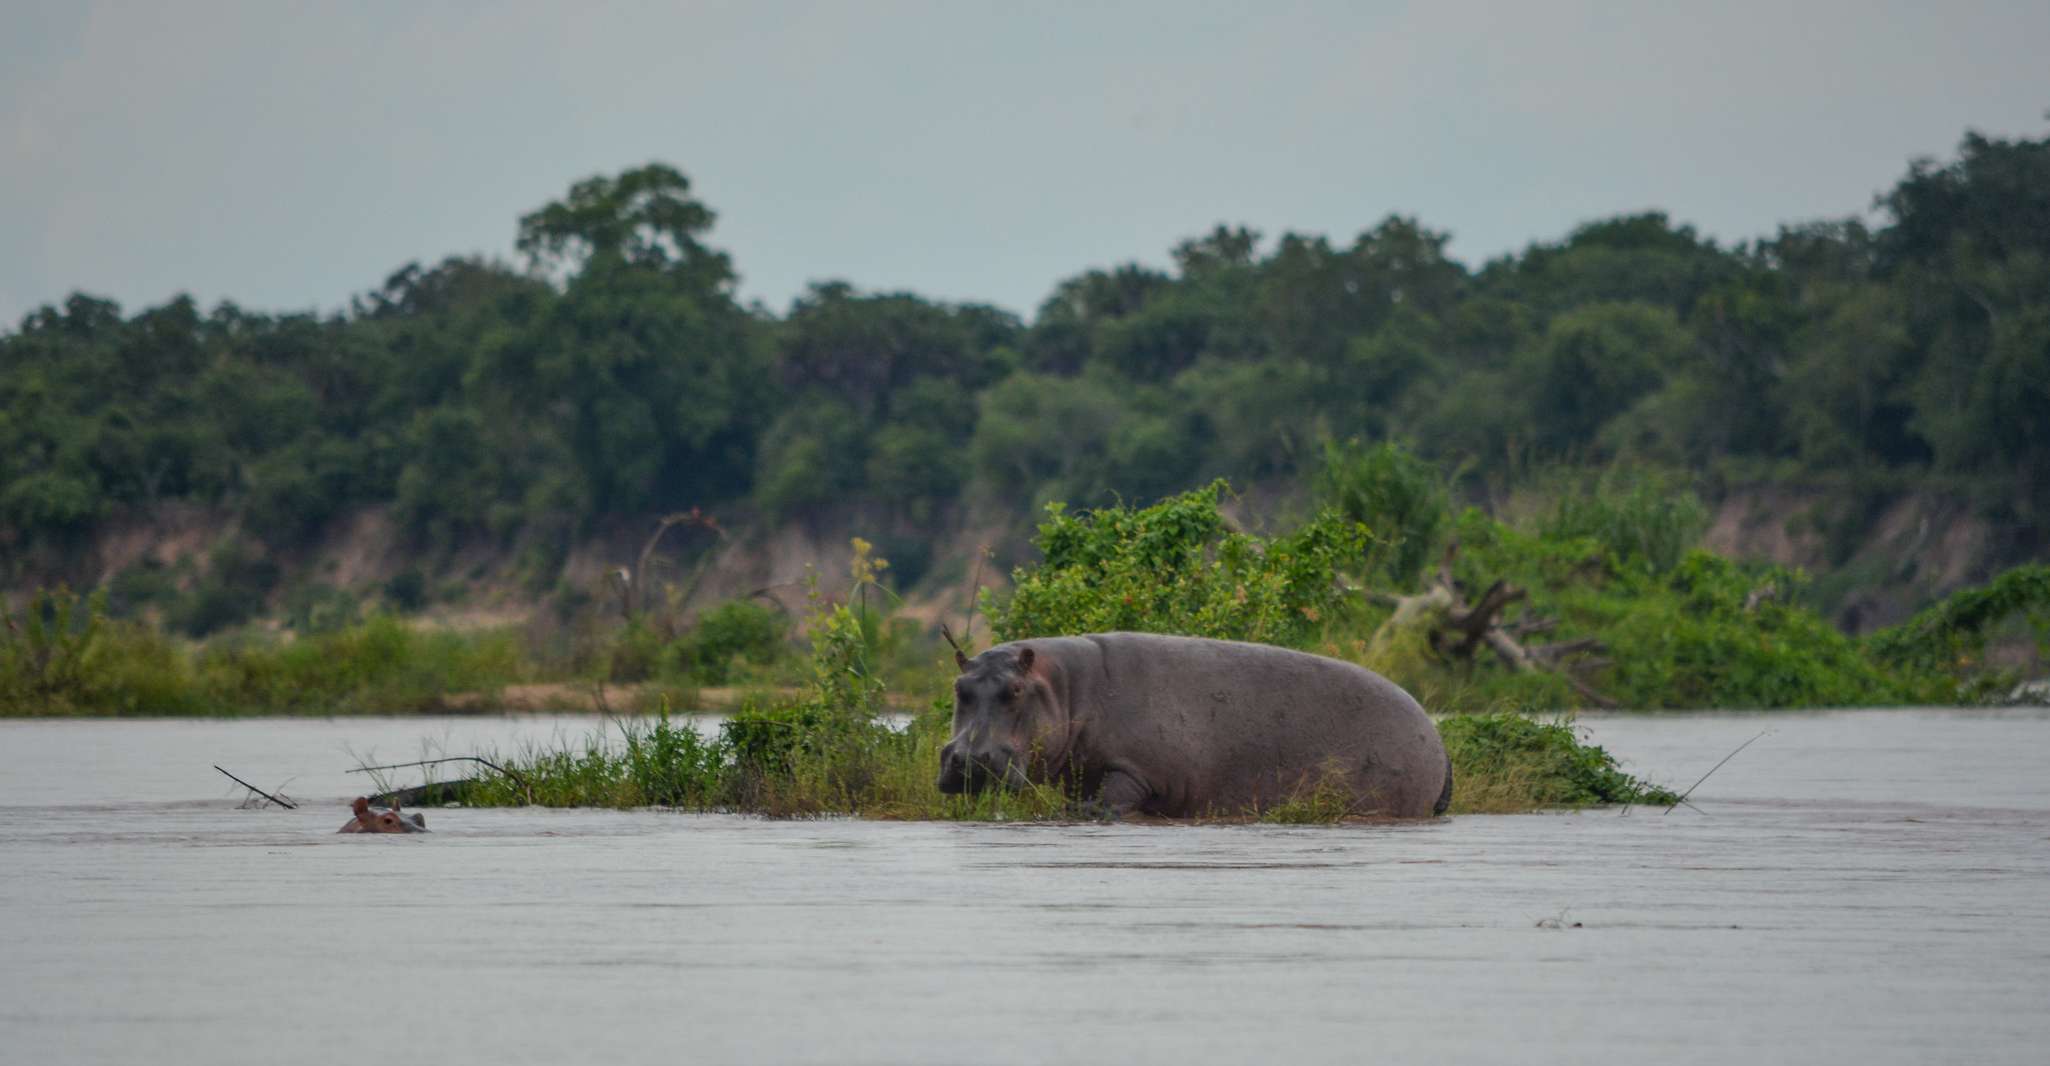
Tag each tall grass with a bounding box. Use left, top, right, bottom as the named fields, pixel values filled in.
left=197, top=615, right=528, bottom=713
left=444, top=703, right=1666, bottom=821
left=1438, top=713, right=1675, bottom=812
left=451, top=702, right=1071, bottom=820
left=1316, top=438, right=1452, bottom=589
left=1, top=587, right=536, bottom=715
left=1533, top=468, right=1708, bottom=575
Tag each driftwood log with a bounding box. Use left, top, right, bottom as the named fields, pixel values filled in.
left=1374, top=544, right=1617, bottom=709
left=368, top=778, right=478, bottom=808
left=350, top=756, right=532, bottom=807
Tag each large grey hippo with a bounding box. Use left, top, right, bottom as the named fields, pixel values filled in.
left=937, top=632, right=1451, bottom=818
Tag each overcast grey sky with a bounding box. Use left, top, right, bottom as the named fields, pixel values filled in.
left=4, top=1, right=2047, bottom=328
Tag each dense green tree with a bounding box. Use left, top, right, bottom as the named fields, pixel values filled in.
left=483, top=166, right=770, bottom=514
left=1515, top=302, right=1691, bottom=456
left=4, top=123, right=2048, bottom=589
left=754, top=395, right=866, bottom=519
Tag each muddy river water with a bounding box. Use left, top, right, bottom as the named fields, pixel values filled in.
left=2, top=709, right=2046, bottom=1064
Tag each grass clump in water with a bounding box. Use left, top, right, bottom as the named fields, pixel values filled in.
left=1439, top=712, right=1675, bottom=813
left=1256, top=761, right=1365, bottom=824
left=456, top=698, right=1071, bottom=820
left=459, top=543, right=1076, bottom=820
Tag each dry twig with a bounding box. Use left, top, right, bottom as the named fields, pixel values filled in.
left=213, top=765, right=297, bottom=809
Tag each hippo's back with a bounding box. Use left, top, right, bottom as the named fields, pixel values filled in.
left=1050, top=632, right=1447, bottom=817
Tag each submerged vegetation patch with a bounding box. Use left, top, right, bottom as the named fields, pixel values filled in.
left=1437, top=713, right=1676, bottom=813
left=421, top=704, right=1668, bottom=822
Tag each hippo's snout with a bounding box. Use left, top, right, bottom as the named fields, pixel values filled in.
left=936, top=740, right=968, bottom=793
left=937, top=739, right=1021, bottom=794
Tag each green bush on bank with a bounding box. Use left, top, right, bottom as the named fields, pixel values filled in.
left=989, top=479, right=1370, bottom=647
left=1867, top=562, right=2050, bottom=678
left=196, top=614, right=527, bottom=713
left=1316, top=438, right=1450, bottom=589
left=1534, top=470, right=1707, bottom=576
left=0, top=586, right=530, bottom=714
left=673, top=599, right=788, bottom=684
left=1431, top=509, right=1949, bottom=709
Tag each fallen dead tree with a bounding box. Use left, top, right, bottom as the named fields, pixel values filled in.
left=1369, top=544, right=1617, bottom=709
left=350, top=755, right=532, bottom=807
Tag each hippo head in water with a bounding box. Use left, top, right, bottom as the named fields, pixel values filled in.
left=338, top=796, right=428, bottom=834
left=937, top=644, right=1068, bottom=794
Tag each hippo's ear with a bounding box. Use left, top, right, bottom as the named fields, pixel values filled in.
left=352, top=797, right=371, bottom=818
left=1016, top=646, right=1035, bottom=673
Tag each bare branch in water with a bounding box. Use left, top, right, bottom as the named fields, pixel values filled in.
left=213, top=765, right=298, bottom=809
left=347, top=754, right=531, bottom=801
left=1664, top=731, right=1769, bottom=815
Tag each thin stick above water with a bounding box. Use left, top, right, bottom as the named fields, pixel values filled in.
left=1663, top=731, right=1768, bottom=815
left=213, top=765, right=297, bottom=809
left=960, top=543, right=990, bottom=645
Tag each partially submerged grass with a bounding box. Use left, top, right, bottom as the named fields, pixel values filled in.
left=449, top=702, right=1074, bottom=820
left=427, top=701, right=1666, bottom=821
left=1256, top=763, right=1365, bottom=824
left=1440, top=712, right=1676, bottom=813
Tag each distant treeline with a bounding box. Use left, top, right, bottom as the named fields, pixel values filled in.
left=4, top=126, right=2046, bottom=586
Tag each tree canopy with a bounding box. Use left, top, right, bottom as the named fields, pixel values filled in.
left=5, top=125, right=2047, bottom=589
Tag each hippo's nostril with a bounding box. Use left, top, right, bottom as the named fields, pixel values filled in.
left=936, top=743, right=970, bottom=793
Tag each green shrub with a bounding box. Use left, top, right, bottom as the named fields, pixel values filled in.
left=2, top=588, right=209, bottom=715
left=677, top=599, right=788, bottom=684
left=383, top=568, right=428, bottom=612
left=1535, top=471, right=1707, bottom=575
left=1413, top=509, right=1943, bottom=710
left=170, top=540, right=279, bottom=637
left=1315, top=438, right=1449, bottom=590
left=604, top=620, right=668, bottom=683
left=989, top=480, right=1369, bottom=647
left=1438, top=713, right=1675, bottom=809
left=83, top=621, right=207, bottom=714
left=195, top=614, right=524, bottom=713
left=465, top=709, right=728, bottom=808
left=106, top=562, right=182, bottom=619
left=282, top=582, right=360, bottom=634
left=1, top=587, right=105, bottom=712
left=1599, top=551, right=1926, bottom=708
left=0, top=472, right=105, bottom=539
left=1868, top=563, right=2050, bottom=675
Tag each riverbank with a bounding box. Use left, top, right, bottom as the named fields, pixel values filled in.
left=6, top=486, right=2041, bottom=724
